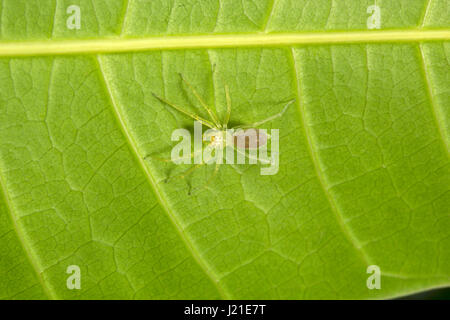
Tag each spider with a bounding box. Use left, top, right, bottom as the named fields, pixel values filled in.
left=146, top=74, right=294, bottom=194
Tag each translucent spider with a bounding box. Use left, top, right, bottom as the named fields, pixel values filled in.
left=146, top=74, right=294, bottom=194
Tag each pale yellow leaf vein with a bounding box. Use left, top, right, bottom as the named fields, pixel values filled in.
left=418, top=44, right=450, bottom=157
left=290, top=47, right=372, bottom=267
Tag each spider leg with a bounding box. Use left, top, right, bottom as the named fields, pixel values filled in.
left=165, top=163, right=204, bottom=184
left=234, top=99, right=295, bottom=129
left=179, top=74, right=221, bottom=127
left=152, top=93, right=215, bottom=128
left=144, top=148, right=200, bottom=163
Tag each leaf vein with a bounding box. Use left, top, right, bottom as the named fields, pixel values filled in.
left=289, top=47, right=372, bottom=267
left=0, top=165, right=57, bottom=299
left=120, top=0, right=132, bottom=36
left=262, top=0, right=276, bottom=32
left=419, top=0, right=433, bottom=28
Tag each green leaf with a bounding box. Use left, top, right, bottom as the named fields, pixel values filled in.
left=0, top=0, right=449, bottom=300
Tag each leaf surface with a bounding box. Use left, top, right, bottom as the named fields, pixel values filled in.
left=0, top=0, right=449, bottom=299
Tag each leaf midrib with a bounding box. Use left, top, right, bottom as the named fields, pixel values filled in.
left=0, top=30, right=449, bottom=57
